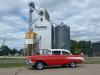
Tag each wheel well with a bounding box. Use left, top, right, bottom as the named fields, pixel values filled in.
left=35, top=60, right=47, bottom=66
left=69, top=61, right=77, bottom=64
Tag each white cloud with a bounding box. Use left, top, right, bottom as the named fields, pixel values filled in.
left=0, top=0, right=100, bottom=49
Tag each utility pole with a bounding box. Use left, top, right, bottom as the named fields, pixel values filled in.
left=2, top=37, right=6, bottom=47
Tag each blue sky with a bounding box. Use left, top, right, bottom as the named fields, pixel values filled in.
left=0, top=0, right=100, bottom=49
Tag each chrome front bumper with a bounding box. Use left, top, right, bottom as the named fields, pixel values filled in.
left=26, top=60, right=35, bottom=66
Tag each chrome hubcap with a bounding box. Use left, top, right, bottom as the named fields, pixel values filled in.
left=37, top=63, right=43, bottom=69
left=71, top=62, right=75, bottom=67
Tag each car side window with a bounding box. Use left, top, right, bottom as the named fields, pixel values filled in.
left=62, top=51, right=70, bottom=55
left=48, top=50, right=51, bottom=55
left=42, top=49, right=48, bottom=55
left=52, top=51, right=61, bottom=55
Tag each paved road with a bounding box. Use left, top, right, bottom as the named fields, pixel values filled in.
left=0, top=64, right=100, bottom=75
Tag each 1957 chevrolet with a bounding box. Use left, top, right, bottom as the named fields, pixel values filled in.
left=26, top=49, right=85, bottom=70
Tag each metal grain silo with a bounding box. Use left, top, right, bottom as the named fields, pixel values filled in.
left=55, top=23, right=70, bottom=50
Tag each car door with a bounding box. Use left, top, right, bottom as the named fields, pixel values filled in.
left=61, top=51, right=71, bottom=64
left=45, top=51, right=63, bottom=66
left=47, top=51, right=67, bottom=66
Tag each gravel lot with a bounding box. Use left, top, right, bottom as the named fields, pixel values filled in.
left=0, top=64, right=100, bottom=75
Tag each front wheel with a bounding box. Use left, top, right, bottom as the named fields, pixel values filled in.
left=69, top=62, right=76, bottom=68
left=35, top=62, right=44, bottom=70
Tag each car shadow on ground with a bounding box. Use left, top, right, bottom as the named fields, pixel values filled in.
left=27, top=64, right=85, bottom=70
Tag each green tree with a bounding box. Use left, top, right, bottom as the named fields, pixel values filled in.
left=70, top=40, right=77, bottom=54
left=0, top=45, right=11, bottom=56
left=10, top=48, right=17, bottom=56
left=70, top=40, right=91, bottom=55
left=18, top=49, right=24, bottom=56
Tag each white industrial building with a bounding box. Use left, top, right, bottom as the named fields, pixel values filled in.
left=31, top=7, right=53, bottom=49
left=25, top=2, right=70, bottom=55
left=29, top=2, right=70, bottom=50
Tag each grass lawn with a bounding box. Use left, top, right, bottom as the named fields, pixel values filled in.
left=0, top=56, right=100, bottom=68
left=0, top=63, right=26, bottom=68
left=0, top=57, right=26, bottom=68
left=84, top=57, right=100, bottom=64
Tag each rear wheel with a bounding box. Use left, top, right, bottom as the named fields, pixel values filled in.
left=69, top=62, right=76, bottom=68
left=35, top=62, right=44, bottom=70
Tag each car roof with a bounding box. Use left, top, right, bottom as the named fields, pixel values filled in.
left=48, top=49, right=70, bottom=52
left=39, top=49, right=71, bottom=53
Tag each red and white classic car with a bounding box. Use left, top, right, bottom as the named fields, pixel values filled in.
left=26, top=49, right=85, bottom=70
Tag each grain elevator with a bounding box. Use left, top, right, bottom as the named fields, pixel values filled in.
left=25, top=2, right=71, bottom=55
